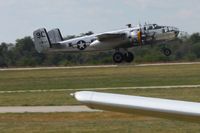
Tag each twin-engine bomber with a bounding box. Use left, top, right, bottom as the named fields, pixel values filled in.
left=33, top=23, right=179, bottom=63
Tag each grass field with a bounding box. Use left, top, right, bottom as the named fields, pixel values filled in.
left=0, top=87, right=200, bottom=106
left=1, top=63, right=200, bottom=133
left=1, top=64, right=200, bottom=91
left=0, top=64, right=200, bottom=106
left=0, top=112, right=200, bottom=133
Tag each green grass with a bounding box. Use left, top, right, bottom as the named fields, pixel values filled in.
left=0, top=91, right=77, bottom=106
left=1, top=64, right=200, bottom=106
left=0, top=87, right=200, bottom=106
left=1, top=64, right=200, bottom=132
left=0, top=64, right=200, bottom=91
left=0, top=112, right=200, bottom=133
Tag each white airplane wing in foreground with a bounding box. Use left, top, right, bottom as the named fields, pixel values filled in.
left=73, top=91, right=200, bottom=123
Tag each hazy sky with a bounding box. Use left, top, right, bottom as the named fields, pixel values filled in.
left=0, top=0, right=200, bottom=43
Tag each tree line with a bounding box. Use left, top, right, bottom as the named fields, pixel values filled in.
left=0, top=32, right=200, bottom=67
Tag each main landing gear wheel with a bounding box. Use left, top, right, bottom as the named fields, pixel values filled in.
left=124, top=52, right=134, bottom=63
left=113, top=52, right=124, bottom=63
left=162, top=48, right=172, bottom=56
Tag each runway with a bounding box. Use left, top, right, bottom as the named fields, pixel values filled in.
left=0, top=106, right=101, bottom=113
left=0, top=65, right=118, bottom=71
left=135, top=62, right=200, bottom=67
left=1, top=84, right=200, bottom=94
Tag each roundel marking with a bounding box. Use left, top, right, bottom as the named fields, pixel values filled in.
left=77, top=40, right=87, bottom=50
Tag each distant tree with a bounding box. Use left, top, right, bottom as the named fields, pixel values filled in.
left=189, top=33, right=200, bottom=43
left=1, top=31, right=200, bottom=67
left=7, top=37, right=45, bottom=66
left=0, top=43, right=8, bottom=67
left=64, top=35, right=76, bottom=40
left=81, top=31, right=94, bottom=36
left=0, top=43, right=8, bottom=54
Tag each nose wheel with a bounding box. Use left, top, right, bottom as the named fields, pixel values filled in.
left=113, top=52, right=134, bottom=63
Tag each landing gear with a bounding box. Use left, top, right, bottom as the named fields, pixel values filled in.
left=162, top=48, right=172, bottom=56
left=124, top=52, right=134, bottom=63
left=113, top=51, right=134, bottom=63
left=113, top=52, right=124, bottom=63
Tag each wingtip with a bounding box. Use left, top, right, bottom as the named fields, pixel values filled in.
left=70, top=93, right=75, bottom=97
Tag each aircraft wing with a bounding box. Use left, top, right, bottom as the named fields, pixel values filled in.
left=73, top=91, right=200, bottom=123
left=97, top=33, right=127, bottom=42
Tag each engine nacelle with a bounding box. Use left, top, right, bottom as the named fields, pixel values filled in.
left=129, top=30, right=143, bottom=45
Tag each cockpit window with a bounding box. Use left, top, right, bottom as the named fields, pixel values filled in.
left=153, top=24, right=162, bottom=29
left=148, top=26, right=153, bottom=30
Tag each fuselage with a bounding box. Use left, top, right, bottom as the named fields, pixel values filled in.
left=51, top=28, right=135, bottom=52
left=49, top=24, right=179, bottom=52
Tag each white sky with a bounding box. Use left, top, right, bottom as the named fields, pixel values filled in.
left=0, top=0, right=200, bottom=43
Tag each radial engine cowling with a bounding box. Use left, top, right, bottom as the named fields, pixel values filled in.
left=129, top=30, right=143, bottom=45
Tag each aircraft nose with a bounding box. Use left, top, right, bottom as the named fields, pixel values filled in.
left=168, top=26, right=179, bottom=37
left=175, top=31, right=180, bottom=37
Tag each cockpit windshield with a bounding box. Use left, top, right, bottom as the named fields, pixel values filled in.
left=153, top=24, right=163, bottom=29
left=144, top=24, right=163, bottom=30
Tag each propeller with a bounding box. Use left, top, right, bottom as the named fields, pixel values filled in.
left=138, top=23, right=143, bottom=45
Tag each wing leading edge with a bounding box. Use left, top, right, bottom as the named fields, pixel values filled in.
left=97, top=33, right=127, bottom=42
left=73, top=91, right=200, bottom=123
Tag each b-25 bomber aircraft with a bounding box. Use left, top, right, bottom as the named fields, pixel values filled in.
left=33, top=23, right=179, bottom=63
